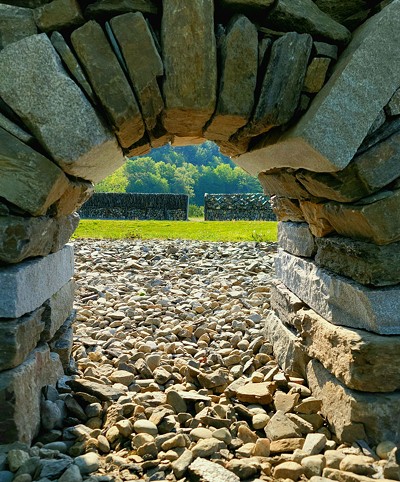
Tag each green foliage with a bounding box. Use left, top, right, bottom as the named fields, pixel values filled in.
left=95, top=141, right=263, bottom=205
left=73, top=219, right=278, bottom=243
left=188, top=204, right=204, bottom=218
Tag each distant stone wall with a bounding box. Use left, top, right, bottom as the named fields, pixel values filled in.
left=204, top=194, right=276, bottom=221
left=79, top=193, right=189, bottom=221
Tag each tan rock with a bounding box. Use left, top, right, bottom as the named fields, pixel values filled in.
left=270, top=438, right=305, bottom=453
left=274, top=461, right=304, bottom=480
left=236, top=381, right=276, bottom=404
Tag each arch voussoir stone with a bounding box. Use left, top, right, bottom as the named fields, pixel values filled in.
left=0, top=0, right=399, bottom=446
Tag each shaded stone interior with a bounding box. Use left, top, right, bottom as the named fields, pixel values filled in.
left=0, top=0, right=399, bottom=446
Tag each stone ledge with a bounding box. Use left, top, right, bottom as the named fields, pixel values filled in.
left=0, top=245, right=74, bottom=319
left=275, top=249, right=400, bottom=334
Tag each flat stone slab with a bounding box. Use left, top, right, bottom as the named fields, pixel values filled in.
left=49, top=310, right=75, bottom=370
left=271, top=281, right=400, bottom=392
left=0, top=245, right=74, bottom=319
left=85, top=0, right=159, bottom=19
left=0, top=307, right=45, bottom=371
left=0, top=344, right=63, bottom=444
left=33, top=0, right=84, bottom=32
left=0, top=34, right=123, bottom=183
left=204, top=15, right=258, bottom=141
left=162, top=0, right=217, bottom=136
left=315, top=236, right=400, bottom=286
left=307, top=359, right=400, bottom=445
left=236, top=2, right=400, bottom=173
left=0, top=127, right=69, bottom=216
left=42, top=279, right=75, bottom=341
left=0, top=4, right=37, bottom=50
left=275, top=249, right=400, bottom=334
left=278, top=221, right=316, bottom=257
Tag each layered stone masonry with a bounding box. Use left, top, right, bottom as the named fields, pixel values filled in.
left=0, top=0, right=399, bottom=446
left=204, top=194, right=276, bottom=221
left=79, top=192, right=189, bottom=220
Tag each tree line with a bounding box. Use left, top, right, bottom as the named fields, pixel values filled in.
left=95, top=142, right=262, bottom=206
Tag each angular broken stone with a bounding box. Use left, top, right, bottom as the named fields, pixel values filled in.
left=270, top=197, right=306, bottom=222
left=33, top=0, right=84, bottom=32
left=0, top=127, right=69, bottom=216
left=110, top=12, right=164, bottom=132
left=49, top=311, right=75, bottom=370
left=189, top=457, right=240, bottom=482
left=53, top=180, right=93, bottom=218
left=265, top=410, right=303, bottom=440
left=0, top=34, right=123, bottom=183
left=298, top=201, right=335, bottom=238
left=0, top=4, right=37, bottom=50
left=236, top=381, right=276, bottom=404
left=235, top=3, right=400, bottom=174
left=42, top=280, right=75, bottom=341
left=67, top=379, right=126, bottom=401
left=314, top=0, right=370, bottom=24
left=275, top=249, right=400, bottom=334
left=85, top=0, right=159, bottom=20
left=162, top=0, right=217, bottom=136
left=258, top=169, right=314, bottom=200
left=278, top=222, right=316, bottom=257
left=0, top=111, right=35, bottom=145
left=71, top=21, right=145, bottom=149
left=240, top=32, right=312, bottom=138
left=267, top=0, right=351, bottom=44
left=303, top=57, right=331, bottom=94
left=204, top=15, right=258, bottom=141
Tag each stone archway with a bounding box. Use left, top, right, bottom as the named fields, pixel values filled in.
left=0, top=0, right=399, bottom=446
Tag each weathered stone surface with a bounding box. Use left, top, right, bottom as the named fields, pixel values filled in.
left=0, top=4, right=37, bottom=50
left=278, top=222, right=316, bottom=257
left=272, top=282, right=400, bottom=392
left=0, top=112, right=34, bottom=145
left=85, top=0, right=158, bottom=19
left=297, top=130, right=400, bottom=202
left=0, top=307, right=45, bottom=371
left=71, top=21, right=145, bottom=149
left=110, top=12, right=164, bottom=132
left=0, top=127, right=69, bottom=216
left=0, top=344, right=63, bottom=444
left=217, top=0, right=274, bottom=9
left=264, top=311, right=310, bottom=378
left=162, top=0, right=217, bottom=136
left=275, top=249, right=400, bottom=334
left=34, top=0, right=84, bottom=32
left=236, top=3, right=400, bottom=173
left=53, top=181, right=93, bottom=218
left=313, top=41, right=338, bottom=59
left=307, top=359, right=400, bottom=445
left=0, top=34, right=123, bottom=183
left=67, top=378, right=126, bottom=401
left=265, top=410, right=303, bottom=440
left=236, top=381, right=276, bottom=404
left=0, top=245, right=74, bottom=319
left=315, top=236, right=400, bottom=286
left=51, top=213, right=80, bottom=252
left=50, top=31, right=95, bottom=103
left=387, top=87, right=400, bottom=116
left=240, top=32, right=312, bottom=138
left=42, top=280, right=75, bottom=341
left=298, top=201, right=336, bottom=237
left=259, top=169, right=313, bottom=200
left=314, top=0, right=370, bottom=24
left=49, top=311, right=75, bottom=370
left=204, top=15, right=258, bottom=141
left=303, top=57, right=331, bottom=94
left=270, top=197, right=306, bottom=222
left=268, top=0, right=351, bottom=43
left=311, top=189, right=400, bottom=244
left=189, top=458, right=240, bottom=482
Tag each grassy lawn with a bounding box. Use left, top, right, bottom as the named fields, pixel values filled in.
left=73, top=219, right=278, bottom=243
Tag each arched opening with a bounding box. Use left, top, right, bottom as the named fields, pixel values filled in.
left=0, top=0, right=399, bottom=468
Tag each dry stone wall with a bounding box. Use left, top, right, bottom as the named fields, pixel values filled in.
left=204, top=194, right=276, bottom=221
left=0, top=0, right=399, bottom=445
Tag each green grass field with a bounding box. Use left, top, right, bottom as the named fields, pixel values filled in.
left=73, top=219, right=278, bottom=243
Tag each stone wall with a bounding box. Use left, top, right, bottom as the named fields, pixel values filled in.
left=0, top=0, right=399, bottom=445
left=79, top=193, right=189, bottom=220
left=204, top=194, right=276, bottom=221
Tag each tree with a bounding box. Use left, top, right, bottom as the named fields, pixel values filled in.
left=95, top=165, right=128, bottom=193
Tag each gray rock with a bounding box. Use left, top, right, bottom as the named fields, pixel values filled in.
left=49, top=311, right=75, bottom=370
left=0, top=345, right=63, bottom=444
left=162, top=0, right=217, bottom=136
left=0, top=127, right=69, bottom=216
left=0, top=34, right=123, bottom=183
left=387, top=87, right=400, bottom=116
left=275, top=249, right=400, bottom=334
left=0, top=112, right=34, bottom=145
left=307, top=359, right=400, bottom=445
left=278, top=222, right=316, bottom=257
left=85, top=0, right=159, bottom=19
left=267, top=0, right=351, bottom=44
left=315, top=236, right=400, bottom=286
left=33, top=0, right=84, bottom=32
left=40, top=458, right=72, bottom=479
left=236, top=2, right=400, bottom=174
left=0, top=307, right=45, bottom=371
left=265, top=410, right=303, bottom=441
left=42, top=279, right=75, bottom=341
left=67, top=378, right=125, bottom=401
left=313, top=41, right=338, bottom=59
left=189, top=458, right=240, bottom=482
left=0, top=245, right=74, bottom=319
left=240, top=32, right=312, bottom=138
left=71, top=20, right=144, bottom=149
left=0, top=4, right=37, bottom=50
left=51, top=213, right=80, bottom=253
left=73, top=453, right=99, bottom=475
left=302, top=433, right=327, bottom=455
left=0, top=472, right=13, bottom=482
left=58, top=464, right=82, bottom=482
left=171, top=449, right=193, bottom=479
left=217, top=0, right=274, bottom=9
left=205, top=15, right=258, bottom=141
left=50, top=31, right=95, bottom=104
left=110, top=12, right=164, bottom=132
left=191, top=438, right=225, bottom=458
left=314, top=0, right=370, bottom=24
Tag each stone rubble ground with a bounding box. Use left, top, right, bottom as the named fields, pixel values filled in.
left=1, top=239, right=399, bottom=482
